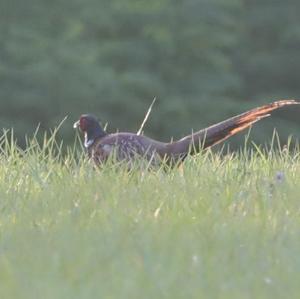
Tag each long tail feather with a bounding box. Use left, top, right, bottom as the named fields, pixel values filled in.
left=166, top=99, right=299, bottom=160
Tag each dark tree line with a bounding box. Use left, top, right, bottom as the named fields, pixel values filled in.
left=1, top=0, right=300, bottom=146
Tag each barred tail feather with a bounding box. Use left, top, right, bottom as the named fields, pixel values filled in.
left=166, top=99, right=299, bottom=160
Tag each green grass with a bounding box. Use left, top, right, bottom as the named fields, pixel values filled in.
left=0, top=131, right=300, bottom=299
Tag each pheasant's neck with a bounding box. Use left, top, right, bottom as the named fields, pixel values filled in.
left=84, top=126, right=106, bottom=148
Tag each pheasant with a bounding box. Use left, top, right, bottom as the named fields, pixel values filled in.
left=74, top=99, right=299, bottom=165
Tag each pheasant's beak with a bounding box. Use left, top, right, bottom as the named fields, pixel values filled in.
left=73, top=120, right=80, bottom=129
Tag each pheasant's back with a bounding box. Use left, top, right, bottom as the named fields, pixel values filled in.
left=88, top=133, right=167, bottom=164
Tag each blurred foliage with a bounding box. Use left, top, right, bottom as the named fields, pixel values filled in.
left=0, top=0, right=300, bottom=147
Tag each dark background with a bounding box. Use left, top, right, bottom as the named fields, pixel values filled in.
left=1, top=0, right=300, bottom=147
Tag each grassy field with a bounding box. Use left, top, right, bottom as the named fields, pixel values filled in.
left=0, top=132, right=300, bottom=299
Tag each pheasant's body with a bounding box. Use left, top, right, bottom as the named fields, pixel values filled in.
left=74, top=100, right=299, bottom=165
left=87, top=133, right=167, bottom=164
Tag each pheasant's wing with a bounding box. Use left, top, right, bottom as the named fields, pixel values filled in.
left=90, top=134, right=160, bottom=163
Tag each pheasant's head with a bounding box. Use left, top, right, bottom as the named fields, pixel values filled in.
left=74, top=114, right=107, bottom=147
